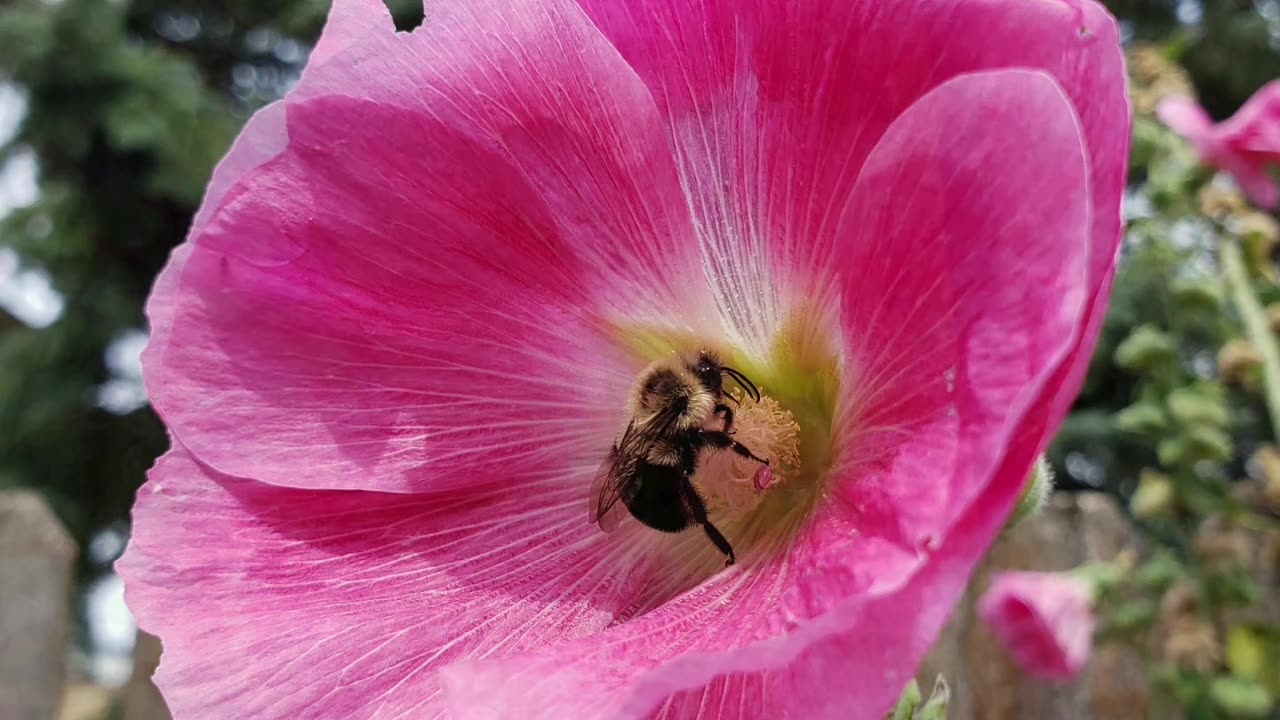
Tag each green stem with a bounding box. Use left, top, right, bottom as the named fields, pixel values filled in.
left=1221, top=239, right=1280, bottom=444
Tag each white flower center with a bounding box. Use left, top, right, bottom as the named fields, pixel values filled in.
left=694, top=393, right=801, bottom=517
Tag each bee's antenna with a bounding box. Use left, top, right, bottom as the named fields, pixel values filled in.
left=721, top=367, right=760, bottom=402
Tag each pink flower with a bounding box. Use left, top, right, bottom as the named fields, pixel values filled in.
left=118, top=1, right=1128, bottom=718
left=1159, top=82, right=1280, bottom=208
left=978, top=571, right=1097, bottom=681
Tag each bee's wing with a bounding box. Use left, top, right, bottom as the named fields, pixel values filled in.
left=588, top=448, right=628, bottom=533
left=589, top=418, right=655, bottom=533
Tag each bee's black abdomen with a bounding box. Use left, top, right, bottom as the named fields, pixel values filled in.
left=624, top=461, right=693, bottom=533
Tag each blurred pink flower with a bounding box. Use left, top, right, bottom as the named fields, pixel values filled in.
left=979, top=571, right=1096, bottom=681
left=118, top=0, right=1129, bottom=718
left=1159, top=82, right=1280, bottom=208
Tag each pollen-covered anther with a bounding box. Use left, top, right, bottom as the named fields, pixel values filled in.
left=694, top=393, right=800, bottom=516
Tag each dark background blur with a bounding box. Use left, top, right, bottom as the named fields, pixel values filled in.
left=1, top=1, right=1279, bottom=718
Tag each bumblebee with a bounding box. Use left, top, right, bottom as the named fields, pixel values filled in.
left=588, top=351, right=769, bottom=565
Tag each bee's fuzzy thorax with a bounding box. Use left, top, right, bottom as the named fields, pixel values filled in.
left=630, top=359, right=716, bottom=431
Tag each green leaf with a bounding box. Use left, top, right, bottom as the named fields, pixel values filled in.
left=1103, top=599, right=1158, bottom=635
left=1134, top=552, right=1185, bottom=591
left=1209, top=675, right=1273, bottom=718
left=890, top=680, right=923, bottom=720
left=1226, top=625, right=1280, bottom=696
left=888, top=677, right=949, bottom=720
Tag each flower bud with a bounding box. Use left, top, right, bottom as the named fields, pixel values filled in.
left=1131, top=469, right=1177, bottom=519
left=917, top=676, right=951, bottom=720
left=1114, top=403, right=1169, bottom=435
left=1194, top=516, right=1252, bottom=570
left=1250, top=445, right=1280, bottom=512
left=1172, top=277, right=1224, bottom=314
left=1233, top=212, right=1280, bottom=279
left=1232, top=211, right=1280, bottom=246
left=891, top=680, right=922, bottom=720
left=1007, top=456, right=1053, bottom=528
left=1159, top=581, right=1220, bottom=675
left=1267, top=303, right=1280, bottom=333
left=1157, top=426, right=1233, bottom=466
left=1185, top=425, right=1235, bottom=461
left=1165, top=617, right=1221, bottom=672
left=1218, top=339, right=1263, bottom=385
left=1167, top=385, right=1230, bottom=428
left=1198, top=183, right=1248, bottom=220
left=890, top=676, right=951, bottom=720
left=1116, top=325, right=1177, bottom=375
left=1160, top=580, right=1200, bottom=626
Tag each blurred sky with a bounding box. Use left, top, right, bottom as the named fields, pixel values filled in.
left=0, top=84, right=61, bottom=328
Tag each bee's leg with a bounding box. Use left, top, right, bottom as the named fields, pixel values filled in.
left=713, top=403, right=735, bottom=433
left=681, top=477, right=735, bottom=566
left=697, top=430, right=770, bottom=465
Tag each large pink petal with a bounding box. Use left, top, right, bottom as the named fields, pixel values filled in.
left=306, top=0, right=392, bottom=70
left=575, top=0, right=1127, bottom=366
left=147, top=0, right=716, bottom=493
left=119, top=449, right=650, bottom=719
left=144, top=0, right=391, bottom=454
left=834, top=69, right=1090, bottom=547
left=144, top=99, right=290, bottom=362
left=441, top=70, right=1092, bottom=720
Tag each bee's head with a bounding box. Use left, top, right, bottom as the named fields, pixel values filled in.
left=689, top=351, right=760, bottom=403
left=692, top=352, right=724, bottom=395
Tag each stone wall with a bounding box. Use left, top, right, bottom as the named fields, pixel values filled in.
left=0, top=491, right=76, bottom=720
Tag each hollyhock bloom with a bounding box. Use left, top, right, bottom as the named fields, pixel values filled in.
left=118, top=0, right=1128, bottom=718
left=978, top=571, right=1096, bottom=681
left=1159, top=82, right=1280, bottom=209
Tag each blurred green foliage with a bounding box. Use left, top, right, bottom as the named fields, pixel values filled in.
left=1064, top=38, right=1280, bottom=717
left=2, top=0, right=1280, bottom=714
